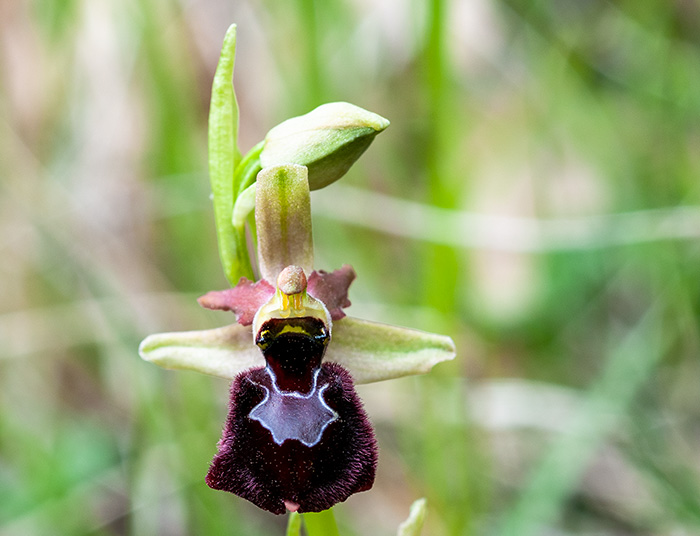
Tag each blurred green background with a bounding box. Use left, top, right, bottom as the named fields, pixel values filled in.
left=2, top=0, right=700, bottom=535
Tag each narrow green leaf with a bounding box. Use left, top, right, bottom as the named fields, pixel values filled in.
left=326, top=317, right=456, bottom=384
left=138, top=324, right=262, bottom=378
left=208, top=24, right=253, bottom=284
left=397, top=498, right=428, bottom=536
left=303, top=509, right=341, bottom=536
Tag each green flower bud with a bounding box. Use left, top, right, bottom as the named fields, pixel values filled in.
left=260, top=102, right=390, bottom=190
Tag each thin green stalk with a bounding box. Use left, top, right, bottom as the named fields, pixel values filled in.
left=229, top=142, right=264, bottom=281
left=234, top=140, right=264, bottom=196
left=303, top=508, right=341, bottom=536
left=421, top=0, right=459, bottom=316
left=296, top=0, right=323, bottom=108
left=286, top=512, right=302, bottom=536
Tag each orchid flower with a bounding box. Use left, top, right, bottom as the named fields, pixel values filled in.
left=138, top=24, right=455, bottom=518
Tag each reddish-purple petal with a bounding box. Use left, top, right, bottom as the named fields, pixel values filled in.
left=197, top=278, right=275, bottom=326
left=307, top=265, right=356, bottom=320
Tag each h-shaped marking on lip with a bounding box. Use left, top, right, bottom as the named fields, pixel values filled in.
left=249, top=368, right=338, bottom=447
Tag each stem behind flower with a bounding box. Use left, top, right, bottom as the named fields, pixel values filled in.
left=303, top=509, right=341, bottom=536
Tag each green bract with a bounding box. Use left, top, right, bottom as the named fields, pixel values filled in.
left=208, top=24, right=249, bottom=285
left=260, top=102, right=390, bottom=190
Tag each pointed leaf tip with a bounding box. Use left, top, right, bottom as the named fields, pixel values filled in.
left=397, top=498, right=427, bottom=536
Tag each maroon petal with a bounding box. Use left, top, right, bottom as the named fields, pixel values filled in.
left=206, top=363, right=377, bottom=514
left=307, top=265, right=356, bottom=320
left=198, top=278, right=275, bottom=326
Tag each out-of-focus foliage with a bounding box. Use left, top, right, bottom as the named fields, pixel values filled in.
left=2, top=0, right=700, bottom=535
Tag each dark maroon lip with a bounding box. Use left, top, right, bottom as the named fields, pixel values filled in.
left=206, top=363, right=377, bottom=514
left=205, top=314, right=378, bottom=514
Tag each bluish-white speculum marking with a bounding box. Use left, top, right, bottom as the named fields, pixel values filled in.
left=250, top=368, right=338, bottom=446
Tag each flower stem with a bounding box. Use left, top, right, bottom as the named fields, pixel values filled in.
left=234, top=140, right=264, bottom=196
left=286, top=512, right=302, bottom=536
left=303, top=508, right=341, bottom=536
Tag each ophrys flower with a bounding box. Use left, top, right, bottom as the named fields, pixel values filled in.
left=139, top=24, right=455, bottom=517
left=139, top=165, right=455, bottom=513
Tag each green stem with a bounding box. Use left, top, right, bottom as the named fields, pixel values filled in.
left=303, top=508, right=341, bottom=536
left=286, top=512, right=302, bottom=536
left=228, top=142, right=264, bottom=281
left=234, top=140, right=264, bottom=196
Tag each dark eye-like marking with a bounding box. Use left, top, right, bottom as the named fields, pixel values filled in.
left=255, top=327, right=273, bottom=350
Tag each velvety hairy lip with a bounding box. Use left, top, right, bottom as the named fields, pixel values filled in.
left=205, top=362, right=377, bottom=514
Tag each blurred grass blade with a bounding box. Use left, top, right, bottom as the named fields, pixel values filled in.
left=497, top=305, right=667, bottom=536
left=208, top=24, right=253, bottom=284
left=397, top=498, right=428, bottom=536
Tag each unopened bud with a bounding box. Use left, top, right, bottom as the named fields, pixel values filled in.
left=260, top=102, right=389, bottom=190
